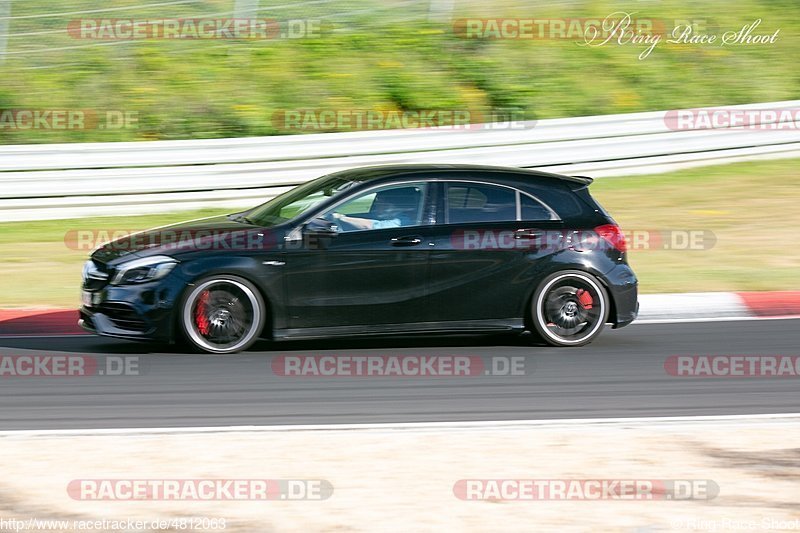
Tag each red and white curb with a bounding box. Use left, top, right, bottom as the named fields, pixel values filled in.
left=0, top=309, right=83, bottom=337
left=0, top=291, right=798, bottom=337
left=637, top=291, right=800, bottom=322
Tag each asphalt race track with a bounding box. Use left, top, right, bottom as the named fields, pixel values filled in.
left=0, top=319, right=797, bottom=431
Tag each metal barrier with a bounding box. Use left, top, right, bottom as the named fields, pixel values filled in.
left=1, top=100, right=799, bottom=221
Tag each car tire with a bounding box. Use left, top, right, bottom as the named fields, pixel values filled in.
left=529, top=270, right=609, bottom=347
left=179, top=275, right=266, bottom=354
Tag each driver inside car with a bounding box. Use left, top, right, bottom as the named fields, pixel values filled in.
left=327, top=187, right=421, bottom=231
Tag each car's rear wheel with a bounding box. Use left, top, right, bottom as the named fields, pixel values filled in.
left=530, top=270, right=609, bottom=347
left=180, top=275, right=265, bottom=354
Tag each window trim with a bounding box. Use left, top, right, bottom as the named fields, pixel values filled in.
left=441, top=179, right=560, bottom=225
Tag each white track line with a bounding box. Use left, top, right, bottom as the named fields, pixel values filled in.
left=633, top=315, right=800, bottom=324
left=1, top=413, right=800, bottom=438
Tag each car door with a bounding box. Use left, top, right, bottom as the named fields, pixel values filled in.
left=426, top=179, right=564, bottom=322
left=283, top=181, right=435, bottom=330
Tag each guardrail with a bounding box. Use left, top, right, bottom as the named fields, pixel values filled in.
left=2, top=100, right=799, bottom=221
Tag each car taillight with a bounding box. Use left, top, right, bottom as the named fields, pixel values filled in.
left=595, top=224, right=627, bottom=252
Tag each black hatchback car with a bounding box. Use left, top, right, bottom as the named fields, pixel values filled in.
left=80, top=164, right=638, bottom=353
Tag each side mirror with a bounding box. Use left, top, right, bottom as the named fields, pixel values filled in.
left=297, top=218, right=339, bottom=250
left=304, top=217, right=339, bottom=235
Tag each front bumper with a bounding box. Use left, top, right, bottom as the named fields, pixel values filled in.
left=79, top=277, right=184, bottom=342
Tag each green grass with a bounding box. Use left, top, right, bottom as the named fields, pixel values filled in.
left=0, top=209, right=228, bottom=308
left=0, top=158, right=798, bottom=308
left=590, top=158, right=800, bottom=294
left=0, top=0, right=797, bottom=144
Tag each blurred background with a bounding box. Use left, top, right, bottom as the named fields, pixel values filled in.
left=0, top=0, right=798, bottom=143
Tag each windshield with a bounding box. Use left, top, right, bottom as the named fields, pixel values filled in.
left=246, top=173, right=360, bottom=227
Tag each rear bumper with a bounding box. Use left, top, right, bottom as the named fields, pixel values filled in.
left=612, top=300, right=638, bottom=329
left=603, top=263, right=638, bottom=328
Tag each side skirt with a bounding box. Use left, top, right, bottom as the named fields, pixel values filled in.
left=272, top=319, right=525, bottom=341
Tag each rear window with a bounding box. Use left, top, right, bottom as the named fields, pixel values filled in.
left=444, top=182, right=556, bottom=223
left=528, top=183, right=586, bottom=219
left=446, top=183, right=516, bottom=223
left=520, top=193, right=554, bottom=221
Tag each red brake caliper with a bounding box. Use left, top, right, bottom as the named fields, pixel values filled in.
left=195, top=290, right=211, bottom=336
left=576, top=289, right=594, bottom=310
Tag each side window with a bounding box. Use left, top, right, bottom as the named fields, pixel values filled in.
left=320, top=183, right=426, bottom=232
left=520, top=193, right=556, bottom=221
left=446, top=183, right=517, bottom=223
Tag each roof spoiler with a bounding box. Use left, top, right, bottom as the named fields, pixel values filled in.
left=569, top=175, right=594, bottom=185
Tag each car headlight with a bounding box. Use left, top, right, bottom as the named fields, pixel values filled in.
left=110, top=255, right=178, bottom=285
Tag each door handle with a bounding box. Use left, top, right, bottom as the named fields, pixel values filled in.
left=391, top=235, right=423, bottom=247
left=514, top=229, right=542, bottom=239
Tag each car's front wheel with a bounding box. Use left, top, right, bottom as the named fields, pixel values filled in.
left=180, top=275, right=265, bottom=354
left=530, top=270, right=609, bottom=346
